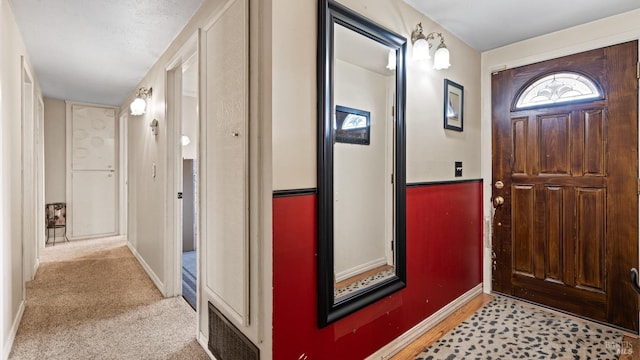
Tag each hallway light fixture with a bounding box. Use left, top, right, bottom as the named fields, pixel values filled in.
left=130, top=87, right=152, bottom=115
left=411, top=23, right=450, bottom=69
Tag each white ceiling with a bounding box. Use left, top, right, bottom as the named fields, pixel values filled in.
left=403, top=0, right=640, bottom=51
left=9, top=0, right=203, bottom=106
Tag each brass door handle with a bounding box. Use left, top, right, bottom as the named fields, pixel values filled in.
left=494, top=196, right=505, bottom=207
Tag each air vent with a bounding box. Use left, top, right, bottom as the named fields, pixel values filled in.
left=208, top=302, right=259, bottom=360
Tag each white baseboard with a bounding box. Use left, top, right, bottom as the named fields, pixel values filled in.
left=335, top=258, right=388, bottom=283
left=32, top=259, right=39, bottom=279
left=198, top=332, right=217, bottom=360
left=70, top=234, right=126, bottom=242
left=3, top=300, right=25, bottom=360
left=365, top=284, right=483, bottom=360
left=127, top=242, right=166, bottom=296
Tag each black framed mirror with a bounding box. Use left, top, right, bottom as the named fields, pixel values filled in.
left=317, top=0, right=406, bottom=327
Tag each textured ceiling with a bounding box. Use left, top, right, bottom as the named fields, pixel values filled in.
left=403, top=0, right=640, bottom=51
left=11, top=1, right=640, bottom=107
left=9, top=0, right=203, bottom=106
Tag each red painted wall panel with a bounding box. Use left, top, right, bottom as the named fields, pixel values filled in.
left=273, top=181, right=483, bottom=359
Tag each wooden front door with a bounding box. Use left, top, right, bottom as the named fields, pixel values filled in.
left=492, top=41, right=639, bottom=332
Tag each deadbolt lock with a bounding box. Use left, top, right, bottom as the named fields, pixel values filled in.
left=495, top=180, right=504, bottom=189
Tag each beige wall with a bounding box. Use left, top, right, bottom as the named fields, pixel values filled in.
left=272, top=0, right=482, bottom=191
left=1, top=0, right=40, bottom=356
left=43, top=98, right=66, bottom=203
left=271, top=0, right=317, bottom=190
left=480, top=8, right=640, bottom=293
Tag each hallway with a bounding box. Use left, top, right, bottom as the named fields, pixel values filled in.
left=8, top=237, right=207, bottom=359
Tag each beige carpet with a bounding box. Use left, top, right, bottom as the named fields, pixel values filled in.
left=9, top=237, right=209, bottom=360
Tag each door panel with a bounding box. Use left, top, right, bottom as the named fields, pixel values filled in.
left=512, top=117, right=528, bottom=175
left=583, top=109, right=605, bottom=175
left=575, top=187, right=605, bottom=290
left=544, top=185, right=563, bottom=282
left=492, top=41, right=639, bottom=332
left=512, top=185, right=535, bottom=275
left=538, top=114, right=570, bottom=174
left=72, top=105, right=115, bottom=170
left=72, top=171, right=117, bottom=237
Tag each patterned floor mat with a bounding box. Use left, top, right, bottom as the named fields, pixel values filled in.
left=416, top=295, right=624, bottom=360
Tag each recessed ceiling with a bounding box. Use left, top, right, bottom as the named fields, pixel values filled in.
left=9, top=0, right=203, bottom=106
left=403, top=0, right=640, bottom=51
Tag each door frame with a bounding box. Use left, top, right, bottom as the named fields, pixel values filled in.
left=118, top=110, right=128, bottom=237
left=164, top=30, right=199, bottom=299
left=481, top=32, right=640, bottom=325
left=36, top=95, right=45, bottom=252
left=21, top=57, right=36, bottom=282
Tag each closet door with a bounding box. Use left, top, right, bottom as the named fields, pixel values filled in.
left=200, top=0, right=249, bottom=328
left=67, top=103, right=118, bottom=239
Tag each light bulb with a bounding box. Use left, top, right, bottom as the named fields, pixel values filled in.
left=413, top=38, right=430, bottom=61
left=130, top=97, right=146, bottom=115
left=433, top=45, right=450, bottom=70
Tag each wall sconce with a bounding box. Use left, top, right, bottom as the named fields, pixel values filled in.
left=130, top=87, right=152, bottom=115
left=411, top=23, right=450, bottom=70
left=150, top=119, right=159, bottom=136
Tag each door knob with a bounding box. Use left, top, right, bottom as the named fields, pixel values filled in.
left=494, top=196, right=505, bottom=207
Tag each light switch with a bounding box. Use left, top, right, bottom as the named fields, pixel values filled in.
left=455, top=161, right=462, bottom=177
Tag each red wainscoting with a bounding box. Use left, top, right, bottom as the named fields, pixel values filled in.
left=273, top=181, right=483, bottom=359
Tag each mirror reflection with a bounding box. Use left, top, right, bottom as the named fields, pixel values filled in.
left=333, top=24, right=396, bottom=303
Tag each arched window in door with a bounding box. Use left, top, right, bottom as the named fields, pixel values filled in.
left=514, top=71, right=603, bottom=110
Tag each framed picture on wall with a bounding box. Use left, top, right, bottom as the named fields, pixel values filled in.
left=335, top=105, right=371, bottom=145
left=444, top=79, right=464, bottom=132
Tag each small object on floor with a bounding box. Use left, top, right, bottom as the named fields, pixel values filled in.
left=45, top=202, right=69, bottom=245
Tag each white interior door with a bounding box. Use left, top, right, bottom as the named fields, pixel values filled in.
left=201, top=0, right=249, bottom=327
left=67, top=103, right=118, bottom=239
